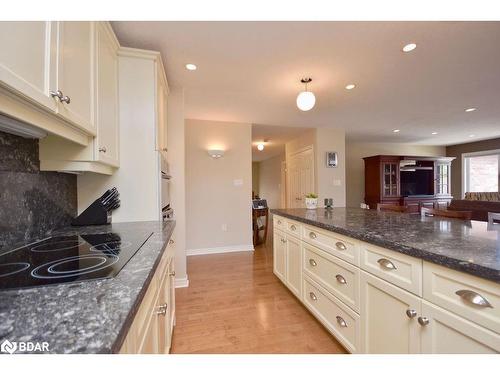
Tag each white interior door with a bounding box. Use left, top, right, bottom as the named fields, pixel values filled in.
left=287, top=146, right=314, bottom=208
left=0, top=21, right=57, bottom=111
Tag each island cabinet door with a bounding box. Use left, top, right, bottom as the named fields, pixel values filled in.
left=360, top=271, right=421, bottom=353
left=285, top=234, right=302, bottom=299
left=273, top=230, right=287, bottom=282
left=420, top=301, right=500, bottom=354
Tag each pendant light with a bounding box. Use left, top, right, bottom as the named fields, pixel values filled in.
left=296, top=78, right=316, bottom=111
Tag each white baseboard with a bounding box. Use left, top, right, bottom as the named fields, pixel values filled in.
left=174, top=276, right=189, bottom=288
left=186, top=244, right=254, bottom=256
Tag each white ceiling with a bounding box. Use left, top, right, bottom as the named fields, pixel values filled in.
left=251, top=124, right=309, bottom=162
left=111, top=21, right=500, bottom=146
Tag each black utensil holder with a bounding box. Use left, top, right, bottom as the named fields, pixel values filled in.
left=72, top=199, right=111, bottom=226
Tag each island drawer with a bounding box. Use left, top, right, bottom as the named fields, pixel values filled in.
left=286, top=219, right=302, bottom=238
left=273, top=215, right=287, bottom=231
left=303, top=275, right=361, bottom=353
left=303, top=242, right=360, bottom=312
left=302, top=225, right=360, bottom=266
left=423, top=262, right=500, bottom=334
left=360, top=242, right=422, bottom=296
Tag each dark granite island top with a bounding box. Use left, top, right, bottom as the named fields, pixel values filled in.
left=0, top=220, right=175, bottom=354
left=271, top=208, right=500, bottom=283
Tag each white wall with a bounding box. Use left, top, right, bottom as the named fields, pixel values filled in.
left=258, top=154, right=285, bottom=209
left=77, top=55, right=161, bottom=222
left=346, top=142, right=446, bottom=207
left=167, top=88, right=188, bottom=287
left=185, top=119, right=253, bottom=254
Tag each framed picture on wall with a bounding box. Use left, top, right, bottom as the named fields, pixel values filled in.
left=326, top=152, right=338, bottom=168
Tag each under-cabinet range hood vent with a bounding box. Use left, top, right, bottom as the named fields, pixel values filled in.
left=399, top=160, right=433, bottom=171
left=0, top=113, right=48, bottom=139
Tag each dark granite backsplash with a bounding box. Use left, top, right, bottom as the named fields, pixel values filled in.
left=0, top=131, right=77, bottom=251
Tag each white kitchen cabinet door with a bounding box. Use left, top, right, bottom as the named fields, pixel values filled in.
left=273, top=230, right=287, bottom=282
left=360, top=271, right=421, bottom=353
left=156, top=270, right=169, bottom=354
left=285, top=234, right=302, bottom=299
left=420, top=300, right=500, bottom=353
left=156, top=68, right=168, bottom=151
left=166, top=258, right=176, bottom=353
left=0, top=21, right=57, bottom=111
left=95, top=22, right=119, bottom=166
left=56, top=21, right=95, bottom=133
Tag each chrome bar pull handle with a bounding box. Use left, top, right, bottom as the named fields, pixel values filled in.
left=99, top=147, right=107, bottom=153
left=335, top=274, right=347, bottom=284
left=309, top=292, right=317, bottom=301
left=377, top=258, right=397, bottom=270
left=309, top=259, right=317, bottom=267
left=156, top=303, right=168, bottom=316
left=455, top=290, right=493, bottom=308
left=406, top=309, right=417, bottom=319
left=335, top=241, right=347, bottom=251
left=336, top=316, right=348, bottom=328
left=290, top=224, right=297, bottom=231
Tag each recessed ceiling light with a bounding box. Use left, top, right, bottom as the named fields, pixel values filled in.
left=465, top=107, right=476, bottom=112
left=431, top=132, right=438, bottom=135
left=469, top=134, right=476, bottom=138
left=257, top=143, right=265, bottom=151
left=402, top=43, right=417, bottom=52
left=393, top=129, right=400, bottom=133
left=185, top=63, right=197, bottom=71
left=345, top=84, right=356, bottom=90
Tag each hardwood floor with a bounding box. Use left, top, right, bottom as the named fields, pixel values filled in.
left=171, top=241, right=347, bottom=354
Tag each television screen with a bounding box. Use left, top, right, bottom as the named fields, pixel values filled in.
left=400, top=169, right=434, bottom=196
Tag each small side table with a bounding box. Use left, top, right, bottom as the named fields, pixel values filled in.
left=252, top=207, right=269, bottom=246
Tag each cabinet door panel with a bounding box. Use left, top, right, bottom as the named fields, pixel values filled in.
left=421, top=301, right=499, bottom=353
left=95, top=23, right=119, bottom=166
left=360, top=271, right=421, bottom=353
left=57, top=21, right=95, bottom=132
left=286, top=234, right=302, bottom=299
left=156, top=71, right=168, bottom=151
left=0, top=21, right=57, bottom=111
left=273, top=230, right=286, bottom=281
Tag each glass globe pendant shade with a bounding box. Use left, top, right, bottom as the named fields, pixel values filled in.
left=296, top=90, right=316, bottom=111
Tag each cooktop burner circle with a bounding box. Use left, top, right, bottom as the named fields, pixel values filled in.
left=31, top=239, right=85, bottom=253
left=30, top=254, right=119, bottom=279
left=0, top=262, right=31, bottom=278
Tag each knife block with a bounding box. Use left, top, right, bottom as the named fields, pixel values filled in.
left=72, top=199, right=112, bottom=226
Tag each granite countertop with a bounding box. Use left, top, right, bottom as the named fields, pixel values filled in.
left=0, top=220, right=175, bottom=354
left=271, top=208, right=500, bottom=283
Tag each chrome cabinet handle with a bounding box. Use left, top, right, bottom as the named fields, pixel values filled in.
left=162, top=147, right=168, bottom=152
left=169, top=239, right=175, bottom=245
left=309, top=292, right=317, bottom=301
left=290, top=224, right=296, bottom=231
left=50, top=90, right=63, bottom=101
left=335, top=241, right=347, bottom=251
left=417, top=316, right=429, bottom=326
left=60, top=95, right=71, bottom=104
left=336, top=316, right=348, bottom=328
left=335, top=274, right=347, bottom=284
left=169, top=271, right=176, bottom=277
left=377, top=258, right=397, bottom=270
left=455, top=290, right=493, bottom=308
left=280, top=238, right=287, bottom=244
left=309, top=232, right=317, bottom=239
left=99, top=147, right=107, bottom=153
left=156, top=303, right=168, bottom=316
left=406, top=309, right=417, bottom=318
left=309, top=259, right=317, bottom=267
left=277, top=220, right=282, bottom=225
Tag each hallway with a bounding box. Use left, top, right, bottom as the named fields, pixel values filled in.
left=171, top=242, right=347, bottom=353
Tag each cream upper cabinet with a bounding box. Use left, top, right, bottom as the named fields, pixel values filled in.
left=55, top=21, right=95, bottom=133
left=0, top=21, right=57, bottom=111
left=94, top=22, right=119, bottom=166
left=360, top=270, right=421, bottom=353
left=156, top=67, right=168, bottom=151
left=420, top=300, right=500, bottom=353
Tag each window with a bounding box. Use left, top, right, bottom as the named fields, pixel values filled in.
left=463, top=150, right=500, bottom=196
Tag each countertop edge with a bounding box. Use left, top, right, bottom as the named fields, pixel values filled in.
left=271, top=209, right=500, bottom=283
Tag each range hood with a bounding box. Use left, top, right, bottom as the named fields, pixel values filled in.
left=399, top=160, right=433, bottom=171
left=0, top=113, right=47, bottom=139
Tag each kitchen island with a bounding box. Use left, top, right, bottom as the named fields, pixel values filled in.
left=0, top=221, right=175, bottom=354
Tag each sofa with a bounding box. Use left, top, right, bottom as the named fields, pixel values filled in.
left=449, top=192, right=500, bottom=221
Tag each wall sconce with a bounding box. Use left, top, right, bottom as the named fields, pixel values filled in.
left=208, top=149, right=224, bottom=159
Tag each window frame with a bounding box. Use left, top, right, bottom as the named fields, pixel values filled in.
left=461, top=148, right=500, bottom=198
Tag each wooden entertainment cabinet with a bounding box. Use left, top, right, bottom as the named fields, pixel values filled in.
left=363, top=155, right=455, bottom=211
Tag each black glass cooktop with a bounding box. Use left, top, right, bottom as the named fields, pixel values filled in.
left=0, top=231, right=153, bottom=290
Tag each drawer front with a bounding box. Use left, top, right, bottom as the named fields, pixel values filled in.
left=423, top=262, right=500, bottom=334
left=304, top=243, right=360, bottom=312
left=286, top=219, right=302, bottom=237
left=303, top=275, right=361, bottom=353
left=273, top=215, right=287, bottom=231
left=302, top=225, right=359, bottom=266
left=360, top=242, right=422, bottom=296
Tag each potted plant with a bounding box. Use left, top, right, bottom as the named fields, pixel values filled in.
left=305, top=193, right=319, bottom=209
